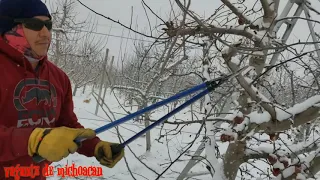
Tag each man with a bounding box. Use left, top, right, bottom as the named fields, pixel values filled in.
left=0, top=0, right=124, bottom=179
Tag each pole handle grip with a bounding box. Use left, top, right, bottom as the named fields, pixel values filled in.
left=32, top=154, right=45, bottom=163
left=32, top=138, right=82, bottom=163
left=111, top=144, right=124, bottom=155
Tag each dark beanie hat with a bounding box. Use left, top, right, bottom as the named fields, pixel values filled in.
left=0, top=0, right=51, bottom=34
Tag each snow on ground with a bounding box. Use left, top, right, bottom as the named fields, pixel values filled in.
left=47, top=86, right=218, bottom=180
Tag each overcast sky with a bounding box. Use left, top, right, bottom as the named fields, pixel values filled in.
left=44, top=0, right=320, bottom=66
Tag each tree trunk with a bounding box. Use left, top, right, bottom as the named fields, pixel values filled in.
left=102, top=85, right=108, bottom=105
left=54, top=32, right=60, bottom=66
left=223, top=141, right=246, bottom=180
left=73, top=85, right=78, bottom=96
left=145, top=113, right=151, bottom=151
left=82, top=85, right=86, bottom=94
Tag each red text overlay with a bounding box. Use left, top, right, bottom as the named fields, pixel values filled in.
left=4, top=163, right=103, bottom=179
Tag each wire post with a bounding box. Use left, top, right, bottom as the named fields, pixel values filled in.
left=302, top=4, right=320, bottom=63
left=102, top=55, right=114, bottom=105
left=269, top=0, right=303, bottom=66
left=95, top=48, right=109, bottom=115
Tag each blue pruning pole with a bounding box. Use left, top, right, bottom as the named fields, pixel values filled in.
left=32, top=81, right=209, bottom=163
left=122, top=89, right=210, bottom=147
left=32, top=69, right=238, bottom=163
left=110, top=78, right=225, bottom=154
left=93, top=81, right=208, bottom=134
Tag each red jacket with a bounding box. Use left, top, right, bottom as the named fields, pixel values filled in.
left=0, top=38, right=101, bottom=179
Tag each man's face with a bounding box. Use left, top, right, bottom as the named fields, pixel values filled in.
left=22, top=16, right=52, bottom=57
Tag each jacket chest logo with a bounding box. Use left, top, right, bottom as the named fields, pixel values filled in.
left=13, top=78, right=58, bottom=128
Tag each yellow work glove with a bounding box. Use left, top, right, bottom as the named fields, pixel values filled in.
left=94, top=141, right=125, bottom=168
left=28, top=126, right=96, bottom=162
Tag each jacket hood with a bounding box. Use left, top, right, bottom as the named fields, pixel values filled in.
left=0, top=36, right=48, bottom=72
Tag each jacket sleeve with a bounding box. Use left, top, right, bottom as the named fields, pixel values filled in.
left=0, top=126, right=35, bottom=162
left=55, top=75, right=101, bottom=157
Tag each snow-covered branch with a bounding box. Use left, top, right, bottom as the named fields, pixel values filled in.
left=163, top=25, right=262, bottom=45
left=245, top=138, right=320, bottom=161
left=111, top=85, right=146, bottom=98
left=260, top=0, right=276, bottom=21
left=221, top=95, right=320, bottom=135
left=165, top=56, right=188, bottom=71
left=249, top=96, right=320, bottom=133
left=227, top=61, right=277, bottom=119
left=220, top=0, right=257, bottom=29
left=271, top=149, right=320, bottom=179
